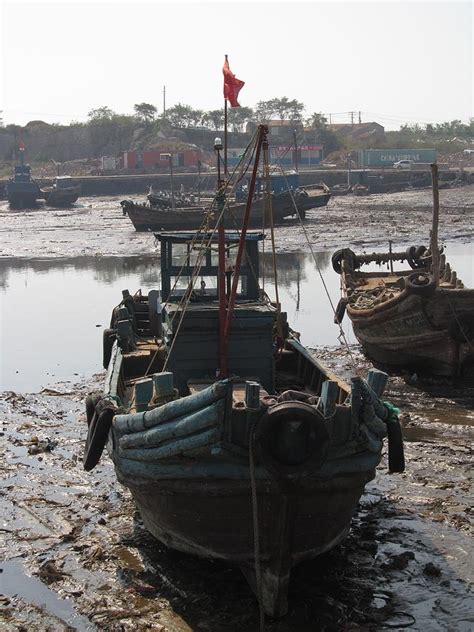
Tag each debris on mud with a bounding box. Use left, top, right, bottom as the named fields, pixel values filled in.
left=1, top=347, right=472, bottom=631
left=0, top=185, right=472, bottom=259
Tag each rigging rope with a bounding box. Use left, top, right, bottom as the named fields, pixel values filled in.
left=276, top=165, right=360, bottom=371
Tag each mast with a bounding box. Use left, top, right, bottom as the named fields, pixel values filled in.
left=214, top=137, right=228, bottom=377
left=430, top=163, right=440, bottom=286
left=223, top=125, right=267, bottom=348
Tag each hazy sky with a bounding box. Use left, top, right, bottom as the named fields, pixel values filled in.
left=0, top=0, right=472, bottom=129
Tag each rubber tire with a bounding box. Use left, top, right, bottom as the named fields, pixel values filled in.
left=83, top=400, right=116, bottom=471
left=85, top=391, right=103, bottom=425
left=406, top=272, right=436, bottom=296
left=103, top=328, right=116, bottom=369
left=406, top=245, right=426, bottom=270
left=334, top=297, right=348, bottom=324
left=332, top=248, right=356, bottom=274
left=254, top=401, right=329, bottom=479
left=386, top=417, right=405, bottom=473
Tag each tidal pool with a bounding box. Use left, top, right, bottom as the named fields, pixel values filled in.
left=0, top=242, right=472, bottom=392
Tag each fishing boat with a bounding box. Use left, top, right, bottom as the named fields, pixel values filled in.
left=84, top=125, right=404, bottom=619
left=332, top=166, right=474, bottom=378
left=121, top=184, right=330, bottom=232
left=6, top=145, right=41, bottom=209
left=42, top=176, right=81, bottom=206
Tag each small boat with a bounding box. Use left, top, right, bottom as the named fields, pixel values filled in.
left=42, top=176, right=81, bottom=207
left=85, top=125, right=404, bottom=619
left=121, top=184, right=330, bottom=232
left=332, top=244, right=474, bottom=378
left=6, top=150, right=41, bottom=209
left=330, top=183, right=352, bottom=196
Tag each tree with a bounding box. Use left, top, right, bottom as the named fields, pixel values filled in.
left=165, top=103, right=196, bottom=128
left=203, top=109, right=224, bottom=130
left=87, top=106, right=115, bottom=121
left=305, top=112, right=341, bottom=154
left=306, top=112, right=328, bottom=130
left=134, top=102, right=157, bottom=125
left=228, top=106, right=254, bottom=132
left=255, top=99, right=278, bottom=122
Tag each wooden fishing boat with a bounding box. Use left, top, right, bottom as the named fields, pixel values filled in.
left=333, top=164, right=474, bottom=379
left=121, top=184, right=330, bottom=232
left=42, top=176, right=81, bottom=207
left=84, top=126, right=403, bottom=619
left=332, top=245, right=474, bottom=378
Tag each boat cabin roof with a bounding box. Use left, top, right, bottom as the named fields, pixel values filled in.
left=158, top=231, right=263, bottom=302
left=156, top=231, right=265, bottom=243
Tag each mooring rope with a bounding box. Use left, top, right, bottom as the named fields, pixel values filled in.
left=249, top=428, right=265, bottom=632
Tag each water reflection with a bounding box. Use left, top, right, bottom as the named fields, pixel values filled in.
left=0, top=242, right=472, bottom=392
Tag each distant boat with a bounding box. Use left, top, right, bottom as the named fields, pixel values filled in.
left=42, top=176, right=81, bottom=207
left=6, top=157, right=41, bottom=209
left=121, top=184, right=331, bottom=232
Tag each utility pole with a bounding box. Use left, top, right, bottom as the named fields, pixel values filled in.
left=329, top=113, right=332, bottom=124
left=358, top=110, right=362, bottom=124
left=163, top=86, right=166, bottom=116
left=350, top=111, right=354, bottom=127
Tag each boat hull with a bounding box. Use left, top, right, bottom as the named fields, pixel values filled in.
left=349, top=288, right=474, bottom=377
left=123, top=189, right=330, bottom=232
left=115, top=466, right=373, bottom=616
left=43, top=187, right=81, bottom=207
left=119, top=472, right=372, bottom=562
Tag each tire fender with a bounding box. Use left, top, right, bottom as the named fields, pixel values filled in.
left=83, top=399, right=117, bottom=472
left=406, top=272, right=436, bottom=296
left=103, top=328, right=116, bottom=369
left=254, top=401, right=329, bottom=479
left=386, top=417, right=405, bottom=473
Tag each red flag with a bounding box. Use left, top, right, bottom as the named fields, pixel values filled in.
left=223, top=55, right=244, bottom=107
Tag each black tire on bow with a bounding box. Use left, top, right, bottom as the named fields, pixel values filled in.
left=406, top=272, right=436, bottom=296
left=386, top=417, right=405, bottom=473
left=406, top=245, right=426, bottom=270
left=85, top=391, right=103, bottom=426
left=332, top=248, right=356, bottom=274
left=83, top=400, right=116, bottom=471
left=254, top=401, right=329, bottom=479
left=103, top=328, right=116, bottom=369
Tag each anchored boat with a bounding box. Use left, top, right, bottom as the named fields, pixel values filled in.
left=332, top=245, right=474, bottom=378
left=121, top=172, right=330, bottom=232
left=84, top=125, right=404, bottom=618
left=42, top=176, right=81, bottom=207
left=6, top=145, right=41, bottom=209
left=332, top=166, right=474, bottom=378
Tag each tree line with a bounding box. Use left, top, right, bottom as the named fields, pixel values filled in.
left=86, top=98, right=315, bottom=132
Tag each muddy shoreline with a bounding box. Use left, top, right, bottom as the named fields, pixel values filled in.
left=0, top=186, right=472, bottom=260
left=0, top=349, right=473, bottom=631
left=1, top=186, right=473, bottom=630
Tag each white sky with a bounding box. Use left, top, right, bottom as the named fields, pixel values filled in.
left=0, top=0, right=472, bottom=129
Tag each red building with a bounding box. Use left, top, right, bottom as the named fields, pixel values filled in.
left=122, top=149, right=201, bottom=171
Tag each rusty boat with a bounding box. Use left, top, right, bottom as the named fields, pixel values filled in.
left=120, top=182, right=330, bottom=232
left=332, top=245, right=474, bottom=378
left=84, top=125, right=403, bottom=618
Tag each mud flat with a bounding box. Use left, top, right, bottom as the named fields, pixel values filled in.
left=1, top=345, right=473, bottom=631
left=0, top=186, right=472, bottom=259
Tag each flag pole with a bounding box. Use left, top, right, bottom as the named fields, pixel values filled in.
left=224, top=55, right=228, bottom=177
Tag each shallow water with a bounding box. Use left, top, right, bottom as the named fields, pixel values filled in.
left=0, top=242, right=472, bottom=392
